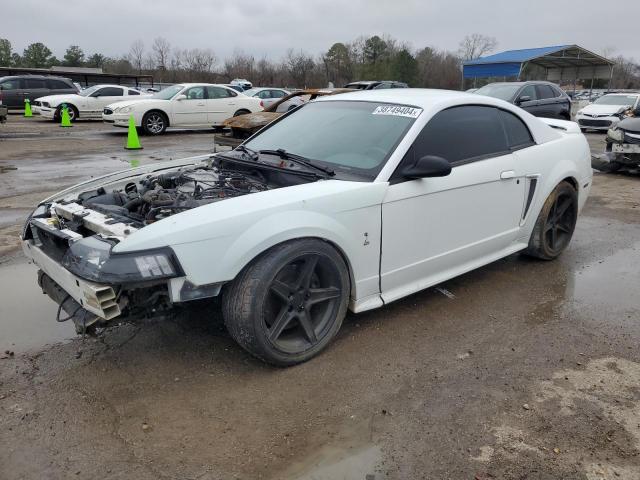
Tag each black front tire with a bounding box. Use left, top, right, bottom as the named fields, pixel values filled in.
left=524, top=181, right=578, bottom=260
left=222, top=239, right=350, bottom=366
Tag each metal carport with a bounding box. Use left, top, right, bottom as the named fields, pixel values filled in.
left=462, top=45, right=615, bottom=93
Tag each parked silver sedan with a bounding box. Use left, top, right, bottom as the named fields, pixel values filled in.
left=242, top=87, right=290, bottom=109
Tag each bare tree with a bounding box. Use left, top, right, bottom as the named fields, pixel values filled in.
left=152, top=37, right=171, bottom=72
left=458, top=33, right=497, bottom=61
left=128, top=39, right=145, bottom=73
left=284, top=49, right=316, bottom=88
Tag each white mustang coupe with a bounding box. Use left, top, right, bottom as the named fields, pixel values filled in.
left=102, top=83, right=263, bottom=135
left=33, top=84, right=150, bottom=121
left=23, top=89, right=592, bottom=366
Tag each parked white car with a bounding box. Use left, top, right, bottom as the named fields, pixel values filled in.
left=242, top=87, right=290, bottom=109
left=575, top=93, right=640, bottom=132
left=22, top=89, right=592, bottom=365
left=33, top=84, right=150, bottom=121
left=102, top=83, right=262, bottom=135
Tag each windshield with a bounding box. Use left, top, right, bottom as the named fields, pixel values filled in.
left=245, top=101, right=420, bottom=180
left=593, top=95, right=637, bottom=106
left=78, top=85, right=101, bottom=97
left=475, top=84, right=521, bottom=101
left=152, top=85, right=184, bottom=100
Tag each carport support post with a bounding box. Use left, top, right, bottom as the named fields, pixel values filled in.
left=608, top=65, right=614, bottom=90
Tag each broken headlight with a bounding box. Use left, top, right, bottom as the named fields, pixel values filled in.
left=62, top=236, right=183, bottom=284
left=607, top=127, right=624, bottom=142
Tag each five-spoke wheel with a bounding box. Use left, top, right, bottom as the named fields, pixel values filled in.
left=525, top=181, right=578, bottom=260
left=222, top=239, right=349, bottom=366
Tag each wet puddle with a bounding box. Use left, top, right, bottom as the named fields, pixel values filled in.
left=567, top=242, right=640, bottom=314
left=0, top=259, right=76, bottom=353
left=286, top=444, right=382, bottom=480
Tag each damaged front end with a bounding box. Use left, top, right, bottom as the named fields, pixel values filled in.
left=593, top=117, right=640, bottom=173
left=22, top=155, right=308, bottom=333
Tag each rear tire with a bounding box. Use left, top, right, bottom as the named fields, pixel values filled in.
left=524, top=181, right=578, bottom=260
left=222, top=239, right=350, bottom=366
left=233, top=109, right=250, bottom=117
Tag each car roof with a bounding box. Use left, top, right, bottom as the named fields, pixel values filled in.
left=0, top=74, right=71, bottom=81
left=315, top=88, right=476, bottom=109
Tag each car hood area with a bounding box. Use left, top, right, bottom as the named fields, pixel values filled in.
left=580, top=104, right=629, bottom=116
left=222, top=111, right=282, bottom=130
left=616, top=117, right=640, bottom=133
left=35, top=94, right=84, bottom=105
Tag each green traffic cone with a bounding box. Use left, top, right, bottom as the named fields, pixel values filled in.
left=60, top=104, right=72, bottom=127
left=125, top=115, right=142, bottom=150
left=24, top=99, right=32, bottom=117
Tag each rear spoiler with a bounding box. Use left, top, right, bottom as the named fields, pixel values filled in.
left=540, top=118, right=582, bottom=134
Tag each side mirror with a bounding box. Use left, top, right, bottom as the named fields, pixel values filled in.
left=516, top=95, right=531, bottom=104
left=176, top=94, right=187, bottom=101
left=401, top=155, right=451, bottom=179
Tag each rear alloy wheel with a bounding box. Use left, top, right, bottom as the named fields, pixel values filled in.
left=142, top=111, right=167, bottom=135
left=525, top=181, right=578, bottom=260
left=222, top=239, right=350, bottom=366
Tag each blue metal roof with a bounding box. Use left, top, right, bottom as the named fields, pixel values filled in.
left=464, top=45, right=571, bottom=66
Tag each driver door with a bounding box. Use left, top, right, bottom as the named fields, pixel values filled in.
left=172, top=86, right=208, bottom=126
left=90, top=86, right=125, bottom=115
left=380, top=105, right=527, bottom=303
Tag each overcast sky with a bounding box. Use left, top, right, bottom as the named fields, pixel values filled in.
left=4, top=0, right=640, bottom=62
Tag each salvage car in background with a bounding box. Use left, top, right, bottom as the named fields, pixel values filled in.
left=242, top=87, right=290, bottom=109
left=0, top=75, right=78, bottom=108
left=575, top=93, right=640, bottom=132
left=22, top=89, right=591, bottom=366
left=474, top=81, right=571, bottom=119
left=102, top=83, right=262, bottom=135
left=222, top=88, right=353, bottom=138
left=33, top=84, right=151, bottom=121
left=593, top=115, right=640, bottom=173
left=344, top=80, right=409, bottom=90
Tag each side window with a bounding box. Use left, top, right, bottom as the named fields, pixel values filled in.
left=48, top=79, right=71, bottom=89
left=184, top=86, right=205, bottom=99
left=519, top=85, right=537, bottom=101
left=93, top=87, right=123, bottom=97
left=535, top=85, right=556, bottom=100
left=257, top=90, right=271, bottom=99
left=551, top=86, right=565, bottom=98
left=406, top=106, right=509, bottom=165
left=271, top=90, right=286, bottom=98
left=128, top=89, right=140, bottom=96
left=206, top=86, right=235, bottom=99
left=0, top=79, right=20, bottom=90
left=25, top=78, right=47, bottom=89
left=499, top=110, right=534, bottom=149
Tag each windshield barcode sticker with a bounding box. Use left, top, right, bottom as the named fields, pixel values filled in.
left=372, top=105, right=422, bottom=118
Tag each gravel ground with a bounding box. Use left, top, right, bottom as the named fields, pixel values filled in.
left=0, top=114, right=639, bottom=480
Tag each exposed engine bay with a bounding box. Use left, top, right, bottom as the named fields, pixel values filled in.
left=76, top=165, right=272, bottom=227
left=22, top=155, right=319, bottom=333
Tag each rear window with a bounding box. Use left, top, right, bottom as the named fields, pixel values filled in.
left=0, top=79, right=20, bottom=90
left=128, top=89, right=140, bottom=95
left=25, top=79, right=47, bottom=89
left=499, top=110, right=534, bottom=149
left=48, top=79, right=71, bottom=89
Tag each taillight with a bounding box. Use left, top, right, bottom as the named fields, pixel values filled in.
left=260, top=100, right=263, bottom=108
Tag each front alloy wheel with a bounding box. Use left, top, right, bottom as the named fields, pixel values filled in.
left=142, top=112, right=167, bottom=135
left=222, top=239, right=350, bottom=366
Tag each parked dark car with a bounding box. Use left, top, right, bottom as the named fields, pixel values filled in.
left=344, top=80, right=409, bottom=90
left=474, top=81, right=571, bottom=120
left=0, top=75, right=78, bottom=109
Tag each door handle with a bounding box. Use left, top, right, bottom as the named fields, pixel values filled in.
left=197, top=102, right=205, bottom=106
left=500, top=170, right=516, bottom=180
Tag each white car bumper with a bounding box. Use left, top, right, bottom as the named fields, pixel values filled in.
left=22, top=240, right=121, bottom=320
left=102, top=112, right=132, bottom=128
left=576, top=114, right=619, bottom=131
left=37, top=106, right=56, bottom=119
